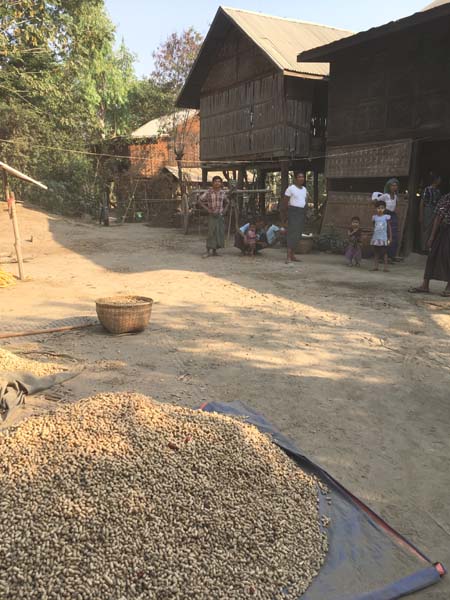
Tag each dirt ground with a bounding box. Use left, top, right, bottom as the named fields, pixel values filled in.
left=1, top=204, right=449, bottom=599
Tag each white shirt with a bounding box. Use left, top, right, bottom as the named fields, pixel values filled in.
left=380, top=193, right=397, bottom=212
left=266, top=225, right=280, bottom=245
left=285, top=185, right=308, bottom=208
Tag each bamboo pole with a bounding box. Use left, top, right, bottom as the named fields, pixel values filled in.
left=8, top=190, right=25, bottom=280
left=2, top=171, right=24, bottom=280
left=227, top=196, right=233, bottom=245
left=0, top=322, right=94, bottom=340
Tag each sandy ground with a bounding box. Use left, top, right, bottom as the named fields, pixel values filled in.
left=1, top=204, right=449, bottom=599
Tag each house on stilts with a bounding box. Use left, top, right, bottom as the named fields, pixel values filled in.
left=298, top=0, right=450, bottom=254
left=176, top=6, right=352, bottom=210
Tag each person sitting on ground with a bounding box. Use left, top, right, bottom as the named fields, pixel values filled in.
left=371, top=200, right=392, bottom=272
left=234, top=218, right=267, bottom=254
left=345, top=216, right=362, bottom=267
left=409, top=192, right=450, bottom=297
left=265, top=219, right=285, bottom=247
left=244, top=224, right=257, bottom=256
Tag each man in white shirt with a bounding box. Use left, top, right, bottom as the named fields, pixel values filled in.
left=283, top=172, right=308, bottom=263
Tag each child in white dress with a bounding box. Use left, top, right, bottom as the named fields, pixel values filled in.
left=371, top=201, right=392, bottom=272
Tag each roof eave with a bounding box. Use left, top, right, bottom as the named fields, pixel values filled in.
left=177, top=6, right=291, bottom=108
left=298, top=2, right=450, bottom=63
left=176, top=7, right=231, bottom=108
left=283, top=69, right=328, bottom=80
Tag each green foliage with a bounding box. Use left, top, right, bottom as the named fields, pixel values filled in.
left=0, top=0, right=136, bottom=213
left=127, top=78, right=173, bottom=132
left=0, top=3, right=202, bottom=215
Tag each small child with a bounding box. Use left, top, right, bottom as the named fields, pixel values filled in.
left=371, top=201, right=392, bottom=272
left=345, top=216, right=362, bottom=267
left=245, top=224, right=257, bottom=256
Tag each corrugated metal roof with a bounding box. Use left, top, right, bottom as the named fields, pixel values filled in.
left=422, top=0, right=449, bottom=9
left=300, top=1, right=450, bottom=62
left=164, top=166, right=230, bottom=182
left=177, top=6, right=352, bottom=108
left=222, top=7, right=353, bottom=77
left=131, top=110, right=197, bottom=139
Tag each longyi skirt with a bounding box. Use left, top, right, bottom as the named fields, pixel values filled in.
left=424, top=224, right=450, bottom=282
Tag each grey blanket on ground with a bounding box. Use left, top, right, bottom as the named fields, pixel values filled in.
left=0, top=370, right=81, bottom=424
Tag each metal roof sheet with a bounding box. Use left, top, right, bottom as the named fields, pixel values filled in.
left=222, top=7, right=353, bottom=77
left=164, top=166, right=232, bottom=182
left=422, top=0, right=449, bottom=9
left=177, top=6, right=352, bottom=108
left=131, top=110, right=197, bottom=139
left=300, top=1, right=450, bottom=62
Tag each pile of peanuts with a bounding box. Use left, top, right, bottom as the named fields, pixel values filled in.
left=0, top=393, right=328, bottom=600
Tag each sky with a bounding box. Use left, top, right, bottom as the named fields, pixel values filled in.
left=104, top=0, right=428, bottom=77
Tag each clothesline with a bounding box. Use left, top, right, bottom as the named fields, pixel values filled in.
left=0, top=135, right=433, bottom=167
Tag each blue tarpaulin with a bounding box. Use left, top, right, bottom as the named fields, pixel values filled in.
left=201, top=401, right=445, bottom=600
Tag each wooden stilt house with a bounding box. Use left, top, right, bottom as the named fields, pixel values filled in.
left=177, top=6, right=352, bottom=206
left=299, top=1, right=450, bottom=254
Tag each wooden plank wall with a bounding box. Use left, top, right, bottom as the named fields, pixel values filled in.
left=327, top=19, right=450, bottom=146
left=200, top=73, right=285, bottom=159
left=199, top=27, right=313, bottom=161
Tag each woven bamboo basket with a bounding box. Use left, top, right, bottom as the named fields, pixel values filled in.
left=95, top=296, right=153, bottom=335
left=297, top=238, right=314, bottom=254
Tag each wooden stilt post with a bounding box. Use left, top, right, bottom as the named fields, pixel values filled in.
left=258, top=170, right=267, bottom=215
left=313, top=169, right=319, bottom=213
left=202, top=168, right=208, bottom=186
left=237, top=167, right=245, bottom=220
left=281, top=161, right=289, bottom=197
left=280, top=161, right=290, bottom=224
left=2, top=172, right=25, bottom=280
left=404, top=141, right=420, bottom=256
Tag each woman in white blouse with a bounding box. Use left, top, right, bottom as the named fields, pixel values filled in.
left=380, top=178, right=400, bottom=261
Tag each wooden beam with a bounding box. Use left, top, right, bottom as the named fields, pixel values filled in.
left=2, top=176, right=25, bottom=280
left=280, top=161, right=290, bottom=223
left=258, top=170, right=267, bottom=215
left=237, top=167, right=245, bottom=216
left=403, top=141, right=420, bottom=256
left=281, top=161, right=290, bottom=197
left=313, top=170, right=319, bottom=212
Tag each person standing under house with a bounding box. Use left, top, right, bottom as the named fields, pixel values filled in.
left=371, top=200, right=392, bottom=272
left=345, top=216, right=362, bottom=267
left=283, top=172, right=309, bottom=264
left=420, top=175, right=441, bottom=252
left=380, top=178, right=400, bottom=262
left=200, top=176, right=229, bottom=258
left=409, top=193, right=450, bottom=297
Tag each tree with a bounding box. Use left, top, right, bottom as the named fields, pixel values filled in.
left=126, top=78, right=173, bottom=132
left=151, top=28, right=203, bottom=215
left=152, top=27, right=203, bottom=98
left=0, top=0, right=138, bottom=214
